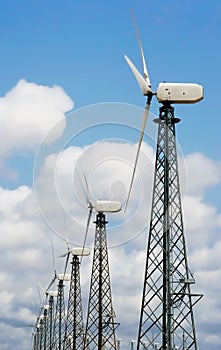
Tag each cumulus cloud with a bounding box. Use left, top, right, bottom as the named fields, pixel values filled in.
left=0, top=79, right=73, bottom=156
left=33, top=140, right=154, bottom=248
left=185, top=152, right=221, bottom=196
left=1, top=136, right=221, bottom=350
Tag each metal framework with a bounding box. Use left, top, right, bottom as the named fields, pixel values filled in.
left=84, top=213, right=119, bottom=350
left=36, top=319, right=43, bottom=350
left=42, top=305, right=49, bottom=350
left=137, top=104, right=202, bottom=350
left=33, top=314, right=44, bottom=350
left=63, top=255, right=85, bottom=350
left=53, top=280, right=66, bottom=350
left=46, top=294, right=56, bottom=350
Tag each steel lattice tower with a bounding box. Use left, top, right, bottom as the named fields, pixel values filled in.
left=36, top=318, right=44, bottom=350
left=42, top=305, right=49, bottom=350
left=63, top=254, right=85, bottom=350
left=33, top=331, right=38, bottom=350
left=46, top=292, right=57, bottom=350
left=137, top=104, right=202, bottom=350
left=53, top=279, right=67, bottom=350
left=84, top=213, right=119, bottom=350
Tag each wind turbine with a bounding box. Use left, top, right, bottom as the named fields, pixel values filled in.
left=42, top=304, right=50, bottom=350
left=83, top=195, right=121, bottom=350
left=52, top=273, right=71, bottom=350
left=31, top=284, right=51, bottom=350
left=124, top=15, right=203, bottom=210
left=81, top=173, right=121, bottom=258
left=45, top=290, right=58, bottom=350
left=32, top=310, right=44, bottom=350
left=124, top=15, right=203, bottom=350
left=45, top=245, right=71, bottom=350
left=32, top=280, right=58, bottom=350
left=63, top=247, right=90, bottom=350
left=32, top=303, right=49, bottom=350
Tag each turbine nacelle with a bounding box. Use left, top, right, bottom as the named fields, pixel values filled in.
left=71, top=247, right=90, bottom=256
left=82, top=176, right=122, bottom=251
left=95, top=200, right=122, bottom=213
left=57, top=273, right=71, bottom=281
left=47, top=290, right=58, bottom=297
left=157, top=82, right=203, bottom=104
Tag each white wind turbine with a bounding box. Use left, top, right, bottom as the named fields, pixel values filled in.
left=124, top=13, right=203, bottom=210
left=80, top=173, right=122, bottom=256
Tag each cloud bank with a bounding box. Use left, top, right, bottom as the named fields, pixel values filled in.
left=0, top=82, right=220, bottom=350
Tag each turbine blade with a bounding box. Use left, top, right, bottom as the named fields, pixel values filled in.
left=79, top=172, right=88, bottom=202
left=50, top=237, right=56, bottom=276
left=83, top=173, right=93, bottom=206
left=66, top=239, right=71, bottom=253
left=63, top=251, right=70, bottom=276
left=124, top=103, right=151, bottom=212
left=59, top=253, right=67, bottom=258
left=37, top=285, right=42, bottom=305
left=80, top=206, right=93, bottom=264
left=46, top=275, right=56, bottom=292
left=62, top=207, right=70, bottom=243
left=131, top=10, right=151, bottom=88
left=124, top=55, right=152, bottom=96
left=83, top=173, right=89, bottom=197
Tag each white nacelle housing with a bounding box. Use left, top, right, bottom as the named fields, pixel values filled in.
left=95, top=200, right=122, bottom=213
left=57, top=273, right=71, bottom=281
left=47, top=290, right=58, bottom=297
left=71, top=247, right=90, bottom=256
left=157, top=83, right=203, bottom=104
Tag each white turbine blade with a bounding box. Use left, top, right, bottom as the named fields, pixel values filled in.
left=83, top=172, right=89, bottom=196
left=124, top=103, right=150, bottom=212
left=82, top=172, right=95, bottom=211
left=124, top=55, right=152, bottom=96
left=46, top=275, right=56, bottom=292
left=50, top=237, right=56, bottom=276
left=80, top=207, right=93, bottom=264
left=63, top=251, right=70, bottom=276
left=66, top=238, right=71, bottom=253
left=59, top=252, right=67, bottom=258
left=36, top=285, right=43, bottom=305
left=85, top=207, right=93, bottom=239
left=131, top=11, right=151, bottom=88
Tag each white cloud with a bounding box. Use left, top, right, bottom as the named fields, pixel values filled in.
left=0, top=79, right=73, bottom=156
left=0, top=139, right=221, bottom=350
left=33, top=141, right=155, bottom=248
left=205, top=334, right=221, bottom=346
left=0, top=186, right=31, bottom=219
left=183, top=194, right=221, bottom=248
left=185, top=152, right=221, bottom=195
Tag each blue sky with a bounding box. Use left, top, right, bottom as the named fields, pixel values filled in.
left=0, top=0, right=219, bottom=174
left=0, top=1, right=221, bottom=350
left=0, top=0, right=220, bottom=163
